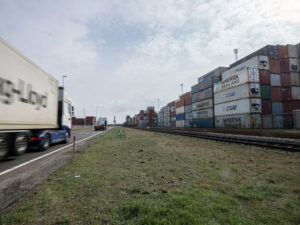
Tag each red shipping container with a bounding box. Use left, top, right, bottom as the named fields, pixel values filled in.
left=280, top=73, right=290, bottom=87
left=271, top=87, right=282, bottom=101
left=259, top=70, right=270, bottom=84
left=283, top=114, right=293, bottom=128
left=282, top=102, right=292, bottom=113
left=171, top=111, right=176, bottom=117
left=269, top=59, right=280, bottom=73
left=281, top=87, right=291, bottom=101
left=280, top=59, right=290, bottom=73
left=175, top=99, right=184, bottom=108
left=262, top=100, right=272, bottom=114
left=278, top=45, right=288, bottom=59
left=167, top=101, right=176, bottom=107
left=291, top=101, right=300, bottom=110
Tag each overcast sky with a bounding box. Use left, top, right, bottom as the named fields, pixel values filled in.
left=1, top=0, right=300, bottom=123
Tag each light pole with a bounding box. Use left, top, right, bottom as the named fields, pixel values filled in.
left=62, top=75, right=67, bottom=88
left=180, top=83, right=183, bottom=95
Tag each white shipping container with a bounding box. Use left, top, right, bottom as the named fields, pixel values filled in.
left=214, top=68, right=259, bottom=93
left=288, top=44, right=299, bottom=58
left=214, top=98, right=261, bottom=116
left=214, top=83, right=260, bottom=104
left=0, top=37, right=59, bottom=130
left=176, top=120, right=185, bottom=128
left=222, top=55, right=269, bottom=80
left=289, top=58, right=299, bottom=72
left=215, top=113, right=262, bottom=129
left=176, top=106, right=184, bottom=114
left=192, top=98, right=213, bottom=111
left=192, top=108, right=213, bottom=119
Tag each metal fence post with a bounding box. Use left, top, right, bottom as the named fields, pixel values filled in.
left=73, top=136, right=76, bottom=153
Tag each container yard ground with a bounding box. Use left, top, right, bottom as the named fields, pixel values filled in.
left=1, top=128, right=299, bottom=225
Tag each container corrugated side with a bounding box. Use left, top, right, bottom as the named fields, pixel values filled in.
left=278, top=45, right=288, bottom=59
left=222, top=55, right=269, bottom=80
left=288, top=44, right=299, bottom=58
left=184, top=105, right=192, bottom=113
left=185, top=119, right=192, bottom=128
left=175, top=106, right=184, bottom=114
left=192, top=108, right=213, bottom=119
left=280, top=73, right=290, bottom=87
left=191, top=78, right=212, bottom=94
left=291, top=87, right=300, bottom=100
left=191, top=87, right=213, bottom=103
left=192, top=118, right=214, bottom=128
left=215, top=113, right=262, bottom=129
left=176, top=113, right=185, bottom=120
left=269, top=59, right=280, bottom=73
left=273, top=115, right=284, bottom=129
left=185, top=112, right=192, bottom=120
left=214, top=83, right=260, bottom=104
left=261, top=85, right=271, bottom=100
left=176, top=120, right=185, bottom=127
left=270, top=74, right=281, bottom=86
left=262, top=100, right=272, bottom=114
left=214, top=68, right=259, bottom=93
left=262, top=115, right=273, bottom=128
left=214, top=98, right=261, bottom=116
left=290, top=72, right=300, bottom=86
left=272, top=102, right=283, bottom=115
left=289, top=58, right=299, bottom=72
left=192, top=98, right=213, bottom=111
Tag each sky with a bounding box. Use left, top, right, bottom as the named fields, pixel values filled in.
left=1, top=0, right=300, bottom=123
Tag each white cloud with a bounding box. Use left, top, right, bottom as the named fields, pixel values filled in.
left=1, top=0, right=300, bottom=122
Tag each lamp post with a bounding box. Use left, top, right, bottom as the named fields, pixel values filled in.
left=62, top=75, right=67, bottom=88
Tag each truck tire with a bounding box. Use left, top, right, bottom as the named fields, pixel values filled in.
left=63, top=132, right=69, bottom=143
left=41, top=134, right=50, bottom=150
left=0, top=134, right=10, bottom=159
left=12, top=133, right=28, bottom=156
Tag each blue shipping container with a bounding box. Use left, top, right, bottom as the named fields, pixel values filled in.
left=192, top=118, right=214, bottom=128
left=272, top=102, right=283, bottom=115
left=184, top=105, right=192, bottom=113
left=191, top=87, right=213, bottom=103
left=185, top=120, right=192, bottom=128
left=176, top=113, right=185, bottom=120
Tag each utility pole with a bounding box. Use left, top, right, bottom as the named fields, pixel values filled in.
left=62, top=75, right=67, bottom=88
left=234, top=49, right=238, bottom=61
left=180, top=83, right=183, bottom=95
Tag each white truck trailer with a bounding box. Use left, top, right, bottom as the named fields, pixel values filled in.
left=0, top=37, right=73, bottom=159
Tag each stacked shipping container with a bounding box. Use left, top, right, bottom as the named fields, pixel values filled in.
left=168, top=101, right=176, bottom=127
left=191, top=67, right=227, bottom=128
left=214, top=67, right=262, bottom=128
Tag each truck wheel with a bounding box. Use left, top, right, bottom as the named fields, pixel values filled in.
left=0, top=134, right=10, bottom=159
left=42, top=135, right=50, bottom=150
left=63, top=132, right=69, bottom=143
left=13, top=133, right=28, bottom=156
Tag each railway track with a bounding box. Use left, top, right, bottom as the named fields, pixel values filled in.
left=135, top=127, right=300, bottom=152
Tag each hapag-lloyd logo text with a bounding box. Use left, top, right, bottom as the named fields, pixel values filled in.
left=0, top=77, right=48, bottom=110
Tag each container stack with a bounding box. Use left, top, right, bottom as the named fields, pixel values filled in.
left=214, top=66, right=262, bottom=128
left=181, top=92, right=192, bottom=127
left=158, top=109, right=164, bottom=127
left=175, top=98, right=185, bottom=127
left=191, top=67, right=227, bottom=128
left=163, top=106, right=171, bottom=127
left=168, top=101, right=176, bottom=127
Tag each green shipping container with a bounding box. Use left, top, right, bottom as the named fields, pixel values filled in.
left=261, top=85, right=271, bottom=99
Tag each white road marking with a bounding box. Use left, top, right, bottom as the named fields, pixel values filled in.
left=0, top=131, right=104, bottom=177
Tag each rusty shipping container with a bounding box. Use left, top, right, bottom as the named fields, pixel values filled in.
left=175, top=99, right=185, bottom=108
left=282, top=87, right=291, bottom=101
left=262, top=100, right=272, bottom=114
left=192, top=98, right=213, bottom=111
left=280, top=73, right=290, bottom=87
left=269, top=59, right=280, bottom=73
left=192, top=87, right=213, bottom=103
left=259, top=70, right=270, bottom=85
left=278, top=45, right=288, bottom=59
left=271, top=87, right=282, bottom=101
left=214, top=98, right=261, bottom=116
left=280, top=59, right=290, bottom=73
left=292, top=101, right=300, bottom=111
left=215, top=113, right=262, bottom=129
left=214, top=83, right=260, bottom=105
left=283, top=102, right=292, bottom=114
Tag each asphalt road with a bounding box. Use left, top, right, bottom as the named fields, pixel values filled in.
left=0, top=128, right=103, bottom=175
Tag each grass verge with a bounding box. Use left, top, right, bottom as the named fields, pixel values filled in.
left=0, top=127, right=299, bottom=225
